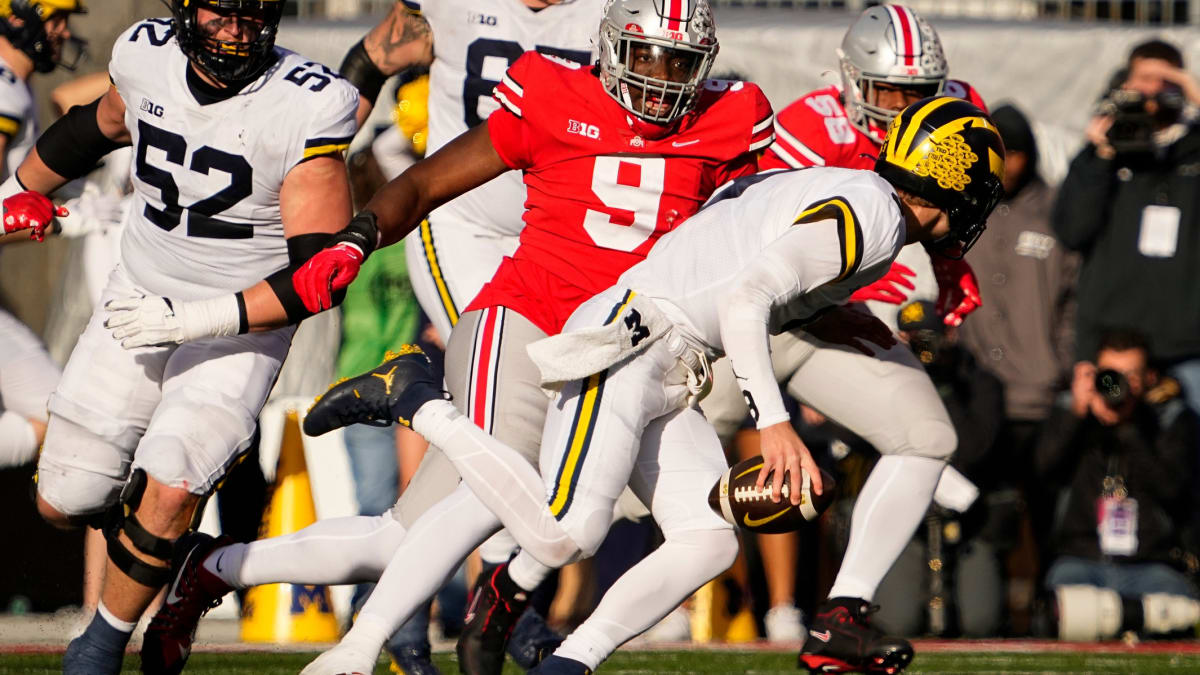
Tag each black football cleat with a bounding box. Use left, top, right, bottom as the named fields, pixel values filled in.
left=528, top=655, right=593, bottom=674
left=457, top=563, right=530, bottom=675
left=508, top=605, right=564, bottom=669
left=798, top=597, right=913, bottom=674
left=303, top=345, right=448, bottom=437
left=141, top=533, right=235, bottom=675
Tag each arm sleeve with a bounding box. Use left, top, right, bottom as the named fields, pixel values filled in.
left=487, top=55, right=538, bottom=170
left=719, top=221, right=852, bottom=428
left=1052, top=146, right=1117, bottom=251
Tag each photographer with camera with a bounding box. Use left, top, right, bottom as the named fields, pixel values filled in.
left=1036, top=330, right=1199, bottom=640
left=1053, top=39, right=1200, bottom=417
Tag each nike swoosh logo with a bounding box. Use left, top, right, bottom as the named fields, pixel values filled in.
left=166, top=547, right=199, bottom=605
left=672, top=139, right=700, bottom=147
left=743, top=506, right=792, bottom=528
left=810, top=629, right=831, bottom=642
left=215, top=551, right=225, bottom=573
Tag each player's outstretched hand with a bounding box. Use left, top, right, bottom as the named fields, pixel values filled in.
left=931, top=255, right=981, bottom=327
left=757, top=421, right=822, bottom=505
left=849, top=262, right=916, bottom=305
left=105, top=294, right=241, bottom=349
left=293, top=242, right=365, bottom=313
left=805, top=303, right=896, bottom=356
left=2, top=191, right=69, bottom=242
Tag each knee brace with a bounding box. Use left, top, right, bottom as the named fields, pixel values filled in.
left=100, top=469, right=206, bottom=587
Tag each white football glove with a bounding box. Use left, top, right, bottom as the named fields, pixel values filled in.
left=104, top=294, right=241, bottom=349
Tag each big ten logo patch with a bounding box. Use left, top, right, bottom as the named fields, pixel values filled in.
left=290, top=584, right=333, bottom=614
left=468, top=11, right=497, bottom=25
left=568, top=119, right=601, bottom=140
left=139, top=98, right=164, bottom=117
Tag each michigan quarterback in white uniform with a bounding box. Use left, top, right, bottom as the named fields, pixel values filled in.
left=302, top=96, right=1006, bottom=674
left=0, top=0, right=85, bottom=467
left=0, top=1, right=357, bottom=673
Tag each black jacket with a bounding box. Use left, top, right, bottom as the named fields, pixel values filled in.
left=1052, top=125, right=1200, bottom=363
left=1035, top=397, right=1197, bottom=565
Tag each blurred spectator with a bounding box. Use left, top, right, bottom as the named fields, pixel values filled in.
left=961, top=102, right=1078, bottom=439
left=873, top=300, right=1007, bottom=637
left=959, top=102, right=1080, bottom=630
left=1037, top=330, right=1197, bottom=601
left=1052, top=39, right=1200, bottom=416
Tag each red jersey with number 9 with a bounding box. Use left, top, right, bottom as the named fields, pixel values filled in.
left=466, top=51, right=774, bottom=335
left=761, top=80, right=987, bottom=171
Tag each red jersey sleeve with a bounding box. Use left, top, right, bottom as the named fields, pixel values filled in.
left=487, top=52, right=541, bottom=170
left=945, top=79, right=988, bottom=114
left=761, top=88, right=849, bottom=170
left=711, top=82, right=773, bottom=185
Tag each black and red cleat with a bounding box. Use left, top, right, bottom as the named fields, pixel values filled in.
left=456, top=563, right=530, bottom=675
left=797, top=597, right=913, bottom=674
left=140, top=533, right=235, bottom=675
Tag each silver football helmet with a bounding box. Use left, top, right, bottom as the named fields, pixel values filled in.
left=838, top=5, right=948, bottom=140
left=598, top=0, right=719, bottom=125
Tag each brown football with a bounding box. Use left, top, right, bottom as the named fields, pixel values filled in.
left=708, top=456, right=837, bottom=534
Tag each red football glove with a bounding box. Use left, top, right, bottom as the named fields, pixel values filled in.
left=931, top=255, right=982, bottom=327
left=293, top=242, right=365, bottom=313
left=849, top=262, right=916, bottom=305
left=3, top=190, right=69, bottom=242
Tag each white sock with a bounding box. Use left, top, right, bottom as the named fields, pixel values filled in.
left=202, top=515, right=406, bottom=588
left=354, top=484, right=501, bottom=637
left=507, top=550, right=552, bottom=593
left=413, top=400, right=576, bottom=567
left=555, top=528, right=737, bottom=670
left=828, top=455, right=945, bottom=601
left=478, top=529, right=519, bottom=566
left=96, top=601, right=136, bottom=633
left=339, top=612, right=392, bottom=659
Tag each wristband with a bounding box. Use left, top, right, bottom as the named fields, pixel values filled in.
left=331, top=211, right=381, bottom=260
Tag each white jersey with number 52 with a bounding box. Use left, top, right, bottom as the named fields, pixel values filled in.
left=110, top=18, right=358, bottom=300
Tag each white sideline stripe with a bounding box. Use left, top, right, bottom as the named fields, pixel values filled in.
left=773, top=122, right=825, bottom=166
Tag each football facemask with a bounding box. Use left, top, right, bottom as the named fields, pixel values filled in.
left=876, top=96, right=1005, bottom=259
left=598, top=0, right=718, bottom=125
left=838, top=5, right=948, bottom=142
left=171, top=0, right=285, bottom=83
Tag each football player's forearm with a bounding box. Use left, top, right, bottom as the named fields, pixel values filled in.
left=363, top=5, right=433, bottom=77
left=239, top=281, right=291, bottom=331
left=366, top=123, right=508, bottom=247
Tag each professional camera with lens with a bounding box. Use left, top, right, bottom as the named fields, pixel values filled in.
left=1098, top=86, right=1185, bottom=155
left=1094, top=368, right=1131, bottom=408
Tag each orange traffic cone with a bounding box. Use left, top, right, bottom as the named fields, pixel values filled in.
left=240, top=410, right=340, bottom=643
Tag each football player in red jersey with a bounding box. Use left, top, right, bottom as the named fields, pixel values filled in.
left=103, top=1, right=773, bottom=673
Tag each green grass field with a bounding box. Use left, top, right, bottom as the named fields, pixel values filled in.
left=3, top=650, right=1200, bottom=674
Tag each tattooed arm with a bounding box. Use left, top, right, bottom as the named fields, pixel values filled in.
left=365, top=3, right=434, bottom=76
left=347, top=3, right=435, bottom=126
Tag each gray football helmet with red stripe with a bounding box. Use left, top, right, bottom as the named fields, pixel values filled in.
left=838, top=5, right=947, bottom=139
left=598, top=0, right=719, bottom=125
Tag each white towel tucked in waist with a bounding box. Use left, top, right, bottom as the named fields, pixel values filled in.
left=527, top=291, right=673, bottom=386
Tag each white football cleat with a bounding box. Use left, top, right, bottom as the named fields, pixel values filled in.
left=299, top=645, right=376, bottom=675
